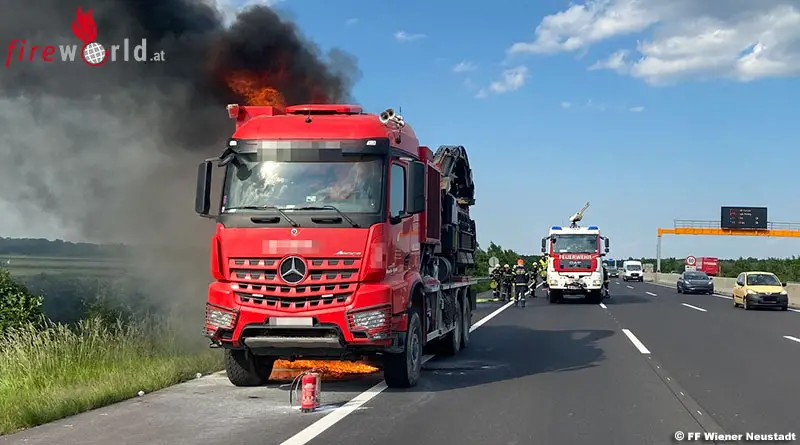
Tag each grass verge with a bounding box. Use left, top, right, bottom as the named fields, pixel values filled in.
left=0, top=317, right=222, bottom=436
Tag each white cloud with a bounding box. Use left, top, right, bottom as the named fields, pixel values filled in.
left=509, top=0, right=800, bottom=84
left=210, top=0, right=285, bottom=26
left=561, top=101, right=572, bottom=108
left=394, top=31, right=427, bottom=42
left=345, top=18, right=358, bottom=26
left=489, top=66, right=529, bottom=94
left=475, top=89, right=489, bottom=99
left=453, top=61, right=476, bottom=72
left=629, top=106, right=645, bottom=112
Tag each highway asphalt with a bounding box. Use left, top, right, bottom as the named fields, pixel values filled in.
left=3, top=283, right=799, bottom=444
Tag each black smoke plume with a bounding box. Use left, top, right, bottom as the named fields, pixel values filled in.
left=0, top=0, right=361, bottom=341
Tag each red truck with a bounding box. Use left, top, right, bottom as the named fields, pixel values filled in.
left=195, top=103, right=479, bottom=388
left=696, top=257, right=719, bottom=276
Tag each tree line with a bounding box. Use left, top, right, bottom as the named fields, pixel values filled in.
left=0, top=237, right=127, bottom=257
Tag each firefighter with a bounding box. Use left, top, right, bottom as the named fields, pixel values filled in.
left=512, top=259, right=530, bottom=307
left=602, top=264, right=610, bottom=299
left=500, top=264, right=513, bottom=301
left=538, top=256, right=548, bottom=292
left=490, top=266, right=504, bottom=300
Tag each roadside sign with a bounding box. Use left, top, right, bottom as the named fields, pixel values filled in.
left=685, top=265, right=697, bottom=271
left=685, top=256, right=696, bottom=266
left=488, top=256, right=499, bottom=268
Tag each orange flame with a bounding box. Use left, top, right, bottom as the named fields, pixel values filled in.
left=273, top=359, right=379, bottom=380
left=226, top=71, right=286, bottom=107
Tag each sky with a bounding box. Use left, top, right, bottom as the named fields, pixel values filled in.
left=3, top=0, right=800, bottom=261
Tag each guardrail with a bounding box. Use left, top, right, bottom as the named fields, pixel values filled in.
left=645, top=272, right=800, bottom=309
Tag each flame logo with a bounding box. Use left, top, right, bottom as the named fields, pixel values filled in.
left=71, top=7, right=97, bottom=44
left=71, top=6, right=106, bottom=67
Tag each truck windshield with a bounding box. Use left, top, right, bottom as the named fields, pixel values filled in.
left=626, top=264, right=642, bottom=271
left=550, top=234, right=598, bottom=254
left=222, top=155, right=384, bottom=213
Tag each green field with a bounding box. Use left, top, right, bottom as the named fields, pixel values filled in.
left=1, top=255, right=126, bottom=277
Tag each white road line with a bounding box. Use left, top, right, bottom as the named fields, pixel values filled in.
left=280, top=300, right=515, bottom=445
left=645, top=291, right=657, bottom=297
left=789, top=308, right=800, bottom=313
left=712, top=294, right=733, bottom=300
left=784, top=336, right=800, bottom=344
left=626, top=285, right=634, bottom=289
left=622, top=328, right=651, bottom=354
left=682, top=303, right=707, bottom=312
left=599, top=303, right=607, bottom=309
left=615, top=281, right=620, bottom=285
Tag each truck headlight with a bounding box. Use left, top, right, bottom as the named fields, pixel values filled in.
left=746, top=289, right=756, bottom=295
left=350, top=308, right=389, bottom=330
left=781, top=290, right=788, bottom=295
left=593, top=280, right=601, bottom=286
left=206, top=305, right=236, bottom=329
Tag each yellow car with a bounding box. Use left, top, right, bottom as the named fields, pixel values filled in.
left=732, top=271, right=789, bottom=311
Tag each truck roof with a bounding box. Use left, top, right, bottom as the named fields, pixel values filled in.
left=549, top=225, right=601, bottom=235
left=229, top=104, right=421, bottom=157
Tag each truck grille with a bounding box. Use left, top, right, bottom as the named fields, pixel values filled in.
left=229, top=257, right=360, bottom=312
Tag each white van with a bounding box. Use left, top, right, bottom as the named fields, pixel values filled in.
left=622, top=260, right=643, bottom=282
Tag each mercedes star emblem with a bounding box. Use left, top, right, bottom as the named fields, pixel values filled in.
left=279, top=256, right=307, bottom=284
left=291, top=228, right=298, bottom=236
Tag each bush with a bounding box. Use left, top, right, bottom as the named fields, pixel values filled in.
left=0, top=269, right=44, bottom=332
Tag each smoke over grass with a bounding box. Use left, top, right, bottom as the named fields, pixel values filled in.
left=0, top=0, right=361, bottom=344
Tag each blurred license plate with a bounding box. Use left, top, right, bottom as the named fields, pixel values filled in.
left=268, top=317, right=313, bottom=326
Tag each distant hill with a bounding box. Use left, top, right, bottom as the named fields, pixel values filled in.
left=0, top=237, right=127, bottom=258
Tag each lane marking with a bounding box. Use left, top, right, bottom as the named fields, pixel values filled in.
left=280, top=299, right=515, bottom=445
left=645, top=291, right=657, bottom=296
left=682, top=303, right=707, bottom=312
left=626, top=285, right=634, bottom=289
left=789, top=308, right=800, bottom=313
left=615, top=281, right=620, bottom=285
left=784, top=336, right=800, bottom=343
left=622, top=328, right=651, bottom=354
left=599, top=303, right=607, bottom=309
left=712, top=294, right=733, bottom=300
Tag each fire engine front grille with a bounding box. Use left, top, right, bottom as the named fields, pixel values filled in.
left=229, top=257, right=361, bottom=311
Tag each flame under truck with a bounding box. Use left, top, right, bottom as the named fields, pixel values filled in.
left=195, top=103, right=479, bottom=389
left=541, top=204, right=610, bottom=304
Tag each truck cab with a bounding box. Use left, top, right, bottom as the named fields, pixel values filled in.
left=195, top=104, right=478, bottom=389
left=541, top=225, right=609, bottom=304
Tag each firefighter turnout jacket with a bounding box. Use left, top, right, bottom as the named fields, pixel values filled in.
left=513, top=265, right=530, bottom=284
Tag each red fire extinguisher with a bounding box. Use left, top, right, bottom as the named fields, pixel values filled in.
left=299, top=371, right=321, bottom=412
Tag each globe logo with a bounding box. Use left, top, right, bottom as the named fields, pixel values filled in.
left=82, top=42, right=106, bottom=66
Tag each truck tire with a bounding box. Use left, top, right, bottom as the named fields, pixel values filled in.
left=224, top=349, right=275, bottom=387
left=438, top=297, right=462, bottom=356
left=460, top=293, right=471, bottom=349
left=548, top=289, right=560, bottom=304
left=384, top=309, right=423, bottom=388
left=587, top=290, right=603, bottom=304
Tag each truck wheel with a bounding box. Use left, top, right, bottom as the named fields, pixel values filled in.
left=438, top=297, right=462, bottom=356
left=587, top=290, right=603, bottom=304
left=384, top=309, right=423, bottom=388
left=224, top=349, right=275, bottom=387
left=548, top=289, right=561, bottom=304
left=460, top=293, right=471, bottom=349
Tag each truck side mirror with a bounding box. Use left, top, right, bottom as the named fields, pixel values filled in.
left=541, top=238, right=546, bottom=253
left=405, top=160, right=426, bottom=215
left=604, top=237, right=610, bottom=253
left=195, top=161, right=213, bottom=216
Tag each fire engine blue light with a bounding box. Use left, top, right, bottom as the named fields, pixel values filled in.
left=551, top=226, right=562, bottom=230
left=588, top=226, right=598, bottom=230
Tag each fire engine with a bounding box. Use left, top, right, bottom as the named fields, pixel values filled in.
left=195, top=104, right=479, bottom=388
left=541, top=202, right=610, bottom=304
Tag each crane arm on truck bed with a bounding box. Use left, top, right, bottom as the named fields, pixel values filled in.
left=434, top=145, right=475, bottom=206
